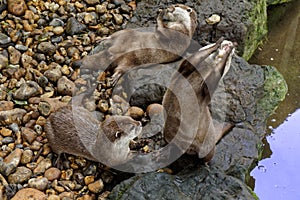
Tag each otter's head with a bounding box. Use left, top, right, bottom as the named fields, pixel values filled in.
left=100, top=115, right=142, bottom=144
left=164, top=4, right=197, bottom=38
left=209, top=40, right=235, bottom=78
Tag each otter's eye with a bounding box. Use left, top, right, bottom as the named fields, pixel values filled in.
left=187, top=8, right=192, bottom=12
left=115, top=131, right=123, bottom=138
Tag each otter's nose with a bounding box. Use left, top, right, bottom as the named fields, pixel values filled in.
left=167, top=6, right=175, bottom=12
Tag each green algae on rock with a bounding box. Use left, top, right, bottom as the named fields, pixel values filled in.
left=257, top=66, right=288, bottom=120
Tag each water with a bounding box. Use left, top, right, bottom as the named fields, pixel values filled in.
left=249, top=1, right=300, bottom=199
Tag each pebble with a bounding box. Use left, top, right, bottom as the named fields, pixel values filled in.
left=57, top=76, right=77, bottom=96
left=20, top=149, right=33, bottom=164
left=48, top=194, right=60, bottom=200
left=83, top=164, right=97, bottom=176
left=88, top=179, right=104, bottom=193
left=11, top=188, right=46, bottom=200
left=15, top=44, right=28, bottom=52
left=0, top=33, right=11, bottom=45
left=9, top=123, right=19, bottom=133
left=28, top=177, right=49, bottom=191
left=44, top=66, right=62, bottom=82
left=65, top=17, right=87, bottom=35
left=45, top=167, right=61, bottom=181
left=37, top=42, right=56, bottom=55
left=0, top=108, right=26, bottom=125
left=59, top=191, right=75, bottom=199
left=30, top=140, right=43, bottom=150
left=120, top=4, right=131, bottom=14
left=20, top=54, right=33, bottom=68
left=0, top=127, right=12, bottom=137
left=59, top=180, right=76, bottom=190
left=113, top=14, right=123, bottom=25
left=8, top=166, right=32, bottom=184
left=84, top=175, right=95, bottom=185
left=21, top=127, right=37, bottom=144
left=85, top=0, right=100, bottom=5
left=53, top=26, right=64, bottom=35
left=146, top=103, right=163, bottom=117
left=49, top=18, right=65, bottom=27
left=96, top=4, right=107, bottom=14
left=33, top=158, right=52, bottom=174
left=7, top=0, right=27, bottom=16
left=0, top=148, right=23, bottom=176
left=8, top=46, right=21, bottom=65
left=36, top=116, right=47, bottom=126
left=206, top=14, right=221, bottom=25
left=112, top=0, right=125, bottom=6
left=97, top=99, right=109, bottom=112
left=126, top=106, right=144, bottom=120
left=0, top=101, right=14, bottom=111
left=2, top=137, right=14, bottom=144
left=13, top=81, right=41, bottom=100
left=84, top=12, right=98, bottom=25
left=0, top=0, right=7, bottom=13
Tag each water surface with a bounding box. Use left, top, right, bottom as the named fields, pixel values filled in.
left=249, top=1, right=300, bottom=199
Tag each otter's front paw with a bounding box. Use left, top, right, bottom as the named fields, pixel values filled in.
left=157, top=9, right=165, bottom=20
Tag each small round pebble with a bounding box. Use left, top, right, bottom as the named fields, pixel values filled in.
left=45, top=167, right=61, bottom=181
left=11, top=188, right=46, bottom=200
left=88, top=179, right=104, bottom=193
left=28, top=177, right=49, bottom=191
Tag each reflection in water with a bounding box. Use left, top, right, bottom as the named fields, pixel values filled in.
left=249, top=1, right=300, bottom=199
left=250, top=110, right=300, bottom=200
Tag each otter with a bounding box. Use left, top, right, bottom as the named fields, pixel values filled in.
left=77, top=4, right=197, bottom=85
left=44, top=106, right=142, bottom=166
left=162, top=38, right=235, bottom=162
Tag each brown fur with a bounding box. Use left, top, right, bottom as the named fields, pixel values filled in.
left=45, top=106, right=142, bottom=166
left=162, top=39, right=235, bottom=162
left=78, top=4, right=197, bottom=84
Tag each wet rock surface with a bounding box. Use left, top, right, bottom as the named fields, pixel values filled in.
left=126, top=0, right=267, bottom=60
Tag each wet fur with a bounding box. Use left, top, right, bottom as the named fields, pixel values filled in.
left=78, top=4, right=197, bottom=83
left=45, top=106, right=142, bottom=166
left=162, top=39, right=235, bottom=162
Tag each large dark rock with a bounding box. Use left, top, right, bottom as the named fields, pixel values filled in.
left=108, top=55, right=287, bottom=199
left=126, top=0, right=267, bottom=60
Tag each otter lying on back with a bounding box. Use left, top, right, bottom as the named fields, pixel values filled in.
left=162, top=38, right=235, bottom=162
left=77, top=4, right=197, bottom=85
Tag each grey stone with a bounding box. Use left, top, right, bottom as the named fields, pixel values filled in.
left=15, top=44, right=28, bottom=52
left=44, top=66, right=62, bottom=82
left=0, top=33, right=11, bottom=45
left=37, top=42, right=56, bottom=55
left=49, top=18, right=65, bottom=27
left=65, top=17, right=87, bottom=35
left=28, top=177, right=49, bottom=191
left=8, top=166, right=32, bottom=184
left=1, top=137, right=14, bottom=144
left=57, top=76, right=77, bottom=96
left=0, top=0, right=7, bottom=13
left=13, top=81, right=41, bottom=100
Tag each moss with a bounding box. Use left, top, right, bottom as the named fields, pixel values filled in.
left=267, top=0, right=294, bottom=5
left=248, top=186, right=260, bottom=200
left=257, top=66, right=288, bottom=118
left=242, top=0, right=268, bottom=60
